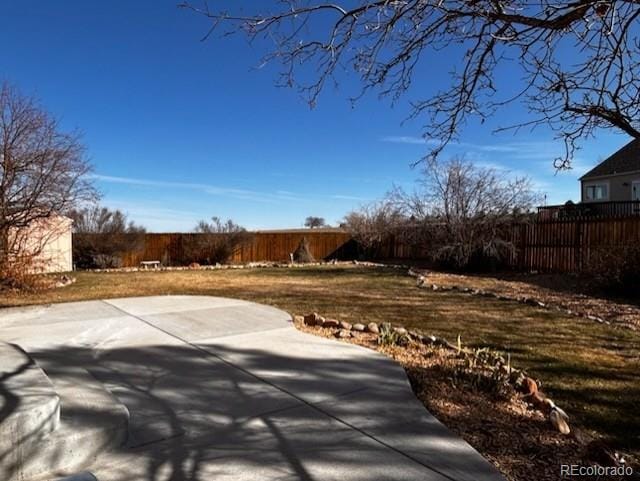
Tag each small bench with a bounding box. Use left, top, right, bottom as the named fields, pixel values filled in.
left=140, top=260, right=161, bottom=270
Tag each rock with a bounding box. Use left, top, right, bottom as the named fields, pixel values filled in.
left=303, top=313, right=321, bottom=326
left=336, top=329, right=351, bottom=339
left=431, top=284, right=439, bottom=291
left=530, top=392, right=547, bottom=410
left=188, top=262, right=201, bottom=269
left=550, top=409, right=571, bottom=434
left=523, top=377, right=539, bottom=396
left=339, top=320, right=352, bottom=330
left=393, top=327, right=408, bottom=336
left=55, top=275, right=76, bottom=287
left=423, top=335, right=437, bottom=345
left=352, top=323, right=366, bottom=332
left=322, top=318, right=340, bottom=328
left=366, top=322, right=379, bottom=334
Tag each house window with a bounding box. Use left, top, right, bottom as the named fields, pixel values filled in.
left=585, top=183, right=608, bottom=201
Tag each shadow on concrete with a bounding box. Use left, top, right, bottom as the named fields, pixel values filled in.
left=19, top=339, right=504, bottom=481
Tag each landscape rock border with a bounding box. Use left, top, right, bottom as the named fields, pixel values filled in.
left=86, top=260, right=409, bottom=273
left=408, top=269, right=613, bottom=328
left=300, top=310, right=574, bottom=437
left=86, top=261, right=615, bottom=330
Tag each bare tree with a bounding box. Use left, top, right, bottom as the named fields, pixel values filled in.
left=343, top=200, right=406, bottom=257
left=181, top=216, right=253, bottom=265
left=304, top=216, right=326, bottom=228
left=0, top=82, right=95, bottom=283
left=182, top=1, right=640, bottom=168
left=69, top=206, right=146, bottom=269
left=393, top=157, right=539, bottom=269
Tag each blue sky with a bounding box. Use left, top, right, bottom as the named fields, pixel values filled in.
left=0, top=1, right=631, bottom=231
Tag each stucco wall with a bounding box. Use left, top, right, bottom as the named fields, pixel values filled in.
left=14, top=216, right=73, bottom=273
left=581, top=172, right=640, bottom=202
left=37, top=220, right=73, bottom=273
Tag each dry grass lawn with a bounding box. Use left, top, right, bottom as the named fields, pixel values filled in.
left=2, top=265, right=639, bottom=461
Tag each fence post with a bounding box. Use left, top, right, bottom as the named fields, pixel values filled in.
left=575, top=219, right=583, bottom=271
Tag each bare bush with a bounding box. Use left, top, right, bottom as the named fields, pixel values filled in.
left=343, top=200, right=406, bottom=258
left=180, top=217, right=253, bottom=265
left=584, top=245, right=640, bottom=296
left=392, top=157, right=539, bottom=270
left=0, top=82, right=95, bottom=287
left=70, top=206, right=145, bottom=269
left=292, top=237, right=315, bottom=263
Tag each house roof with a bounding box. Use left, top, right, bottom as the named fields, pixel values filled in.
left=581, top=138, right=640, bottom=180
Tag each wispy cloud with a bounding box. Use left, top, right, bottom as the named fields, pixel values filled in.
left=92, top=174, right=368, bottom=206
left=92, top=174, right=302, bottom=204
left=381, top=135, right=561, bottom=156
left=330, top=194, right=370, bottom=201
left=381, top=136, right=442, bottom=146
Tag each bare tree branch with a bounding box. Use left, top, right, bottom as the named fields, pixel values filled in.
left=0, top=82, right=96, bottom=279
left=183, top=0, right=640, bottom=168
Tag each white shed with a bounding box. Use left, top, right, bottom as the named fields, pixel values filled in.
left=20, top=215, right=73, bottom=273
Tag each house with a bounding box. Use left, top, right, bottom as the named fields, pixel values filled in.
left=580, top=138, right=640, bottom=202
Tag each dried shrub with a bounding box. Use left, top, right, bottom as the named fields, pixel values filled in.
left=584, top=245, right=640, bottom=296
left=292, top=237, right=315, bottom=263
left=0, top=256, right=48, bottom=292
left=390, top=157, right=539, bottom=271
left=70, top=206, right=146, bottom=269
left=430, top=230, right=517, bottom=272
left=450, top=346, right=514, bottom=400
left=180, top=217, right=253, bottom=265
left=343, top=201, right=405, bottom=259
left=377, top=323, right=410, bottom=347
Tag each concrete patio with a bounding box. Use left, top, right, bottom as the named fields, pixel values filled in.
left=0, top=295, right=505, bottom=481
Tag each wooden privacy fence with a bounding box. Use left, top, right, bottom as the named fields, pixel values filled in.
left=76, top=218, right=640, bottom=273
left=115, top=230, right=354, bottom=267
left=381, top=217, right=640, bottom=273
left=510, top=217, right=640, bottom=272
